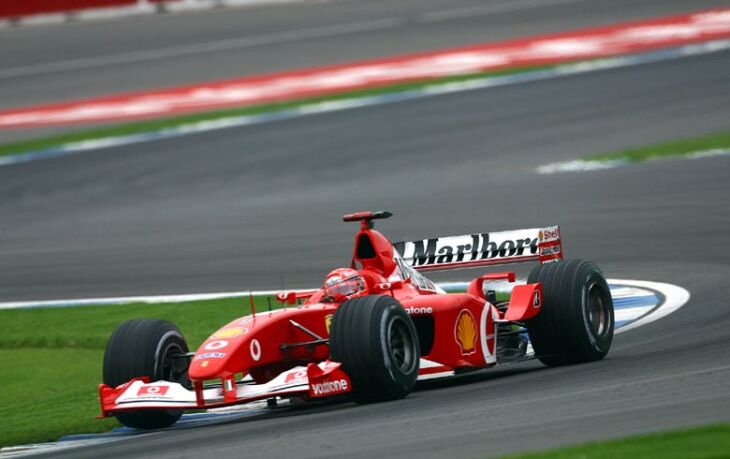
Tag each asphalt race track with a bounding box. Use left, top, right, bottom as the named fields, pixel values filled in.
left=2, top=50, right=729, bottom=302
left=2, top=0, right=730, bottom=457
left=4, top=0, right=728, bottom=108
left=1, top=0, right=729, bottom=141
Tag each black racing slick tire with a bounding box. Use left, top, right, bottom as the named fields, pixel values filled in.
left=103, top=319, right=190, bottom=429
left=526, top=260, right=614, bottom=366
left=330, top=295, right=420, bottom=403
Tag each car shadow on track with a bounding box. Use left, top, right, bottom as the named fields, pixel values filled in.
left=110, top=361, right=547, bottom=439
left=415, top=361, right=544, bottom=393
left=201, top=362, right=545, bottom=428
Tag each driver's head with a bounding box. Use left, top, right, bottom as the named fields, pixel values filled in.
left=324, top=268, right=367, bottom=302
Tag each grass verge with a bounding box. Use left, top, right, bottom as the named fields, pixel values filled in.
left=503, top=423, right=730, bottom=459
left=586, top=131, right=730, bottom=163
left=0, top=65, right=552, bottom=158
left=0, top=295, right=277, bottom=447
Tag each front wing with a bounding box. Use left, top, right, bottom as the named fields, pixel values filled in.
left=100, top=358, right=454, bottom=416
left=100, top=360, right=351, bottom=416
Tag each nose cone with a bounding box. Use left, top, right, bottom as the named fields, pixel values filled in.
left=188, top=323, right=252, bottom=380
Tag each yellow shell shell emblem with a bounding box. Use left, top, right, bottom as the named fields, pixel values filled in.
left=455, top=310, right=478, bottom=355
left=213, top=327, right=246, bottom=339
left=325, top=314, right=333, bottom=334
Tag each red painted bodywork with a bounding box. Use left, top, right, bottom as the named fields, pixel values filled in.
left=189, top=304, right=336, bottom=383
left=99, top=213, right=561, bottom=416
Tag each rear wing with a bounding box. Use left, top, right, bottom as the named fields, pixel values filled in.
left=393, top=226, right=562, bottom=272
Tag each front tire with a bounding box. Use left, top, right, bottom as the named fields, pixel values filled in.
left=330, top=295, right=420, bottom=403
left=103, top=319, right=190, bottom=429
left=526, top=260, right=614, bottom=366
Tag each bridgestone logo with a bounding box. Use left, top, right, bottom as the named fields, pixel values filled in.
left=540, top=245, right=561, bottom=256
left=311, top=379, right=349, bottom=396
left=406, top=307, right=433, bottom=315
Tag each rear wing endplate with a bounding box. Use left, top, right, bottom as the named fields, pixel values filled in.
left=393, top=226, right=562, bottom=272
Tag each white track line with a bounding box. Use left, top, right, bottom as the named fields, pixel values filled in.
left=615, top=306, right=654, bottom=322
left=611, top=279, right=690, bottom=333
left=0, top=281, right=514, bottom=309
left=0, top=279, right=689, bottom=326
left=537, top=149, right=730, bottom=174
left=0, top=289, right=288, bottom=310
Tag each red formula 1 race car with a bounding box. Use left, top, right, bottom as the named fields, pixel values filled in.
left=99, top=211, right=614, bottom=429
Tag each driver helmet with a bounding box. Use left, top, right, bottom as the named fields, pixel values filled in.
left=324, top=268, right=367, bottom=302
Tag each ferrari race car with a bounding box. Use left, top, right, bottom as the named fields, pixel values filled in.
left=99, top=211, right=614, bottom=429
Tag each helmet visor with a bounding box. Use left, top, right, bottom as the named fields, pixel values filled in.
left=325, top=274, right=366, bottom=299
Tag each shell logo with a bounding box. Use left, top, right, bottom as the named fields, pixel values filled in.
left=454, top=309, right=478, bottom=355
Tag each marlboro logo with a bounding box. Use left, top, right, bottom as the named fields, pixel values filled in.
left=395, top=230, right=539, bottom=268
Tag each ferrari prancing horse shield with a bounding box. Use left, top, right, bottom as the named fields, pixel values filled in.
left=325, top=314, right=333, bottom=334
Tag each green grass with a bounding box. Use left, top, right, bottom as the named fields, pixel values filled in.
left=0, top=65, right=551, bottom=158
left=0, top=349, right=118, bottom=446
left=0, top=295, right=279, bottom=447
left=503, top=424, right=730, bottom=459
left=0, top=296, right=277, bottom=351
left=586, top=131, right=730, bottom=163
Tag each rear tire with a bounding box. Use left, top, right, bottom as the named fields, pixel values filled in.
left=103, top=319, right=190, bottom=429
left=526, top=260, right=614, bottom=366
left=330, top=295, right=420, bottom=403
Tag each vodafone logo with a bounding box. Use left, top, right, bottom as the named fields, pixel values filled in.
left=137, top=385, right=170, bottom=396
left=250, top=339, right=261, bottom=361
left=311, top=379, right=349, bottom=396
left=204, top=340, right=228, bottom=351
